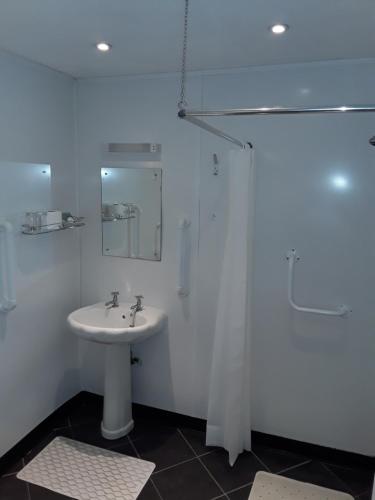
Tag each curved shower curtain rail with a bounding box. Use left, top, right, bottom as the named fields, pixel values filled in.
left=286, top=249, right=349, bottom=318
left=177, top=0, right=375, bottom=147
left=178, top=105, right=375, bottom=148
left=178, top=113, right=249, bottom=148
left=180, top=105, right=375, bottom=117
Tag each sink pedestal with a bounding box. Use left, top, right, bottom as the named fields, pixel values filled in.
left=101, top=344, right=134, bottom=440
left=67, top=301, right=167, bottom=440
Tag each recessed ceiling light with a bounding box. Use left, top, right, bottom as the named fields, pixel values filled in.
left=96, top=42, right=112, bottom=52
left=270, top=24, right=289, bottom=34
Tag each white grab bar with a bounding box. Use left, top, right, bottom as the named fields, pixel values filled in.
left=286, top=249, right=349, bottom=317
left=154, top=223, right=161, bottom=258
left=129, top=204, right=140, bottom=258
left=177, top=218, right=191, bottom=297
left=0, top=219, right=17, bottom=313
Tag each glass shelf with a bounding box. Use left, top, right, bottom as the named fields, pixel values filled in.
left=22, top=218, right=85, bottom=235
left=102, top=216, right=136, bottom=222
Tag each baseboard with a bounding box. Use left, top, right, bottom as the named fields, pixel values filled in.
left=251, top=431, right=374, bottom=469
left=1, top=391, right=373, bottom=476
left=132, top=402, right=206, bottom=431
left=133, top=399, right=374, bottom=469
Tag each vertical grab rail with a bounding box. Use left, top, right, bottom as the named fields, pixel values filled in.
left=286, top=249, right=349, bottom=317
left=177, top=218, right=191, bottom=297
left=129, top=204, right=140, bottom=258
left=0, top=219, right=16, bottom=313
left=154, top=223, right=161, bottom=258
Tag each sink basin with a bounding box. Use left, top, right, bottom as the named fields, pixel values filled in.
left=67, top=300, right=167, bottom=441
left=67, top=302, right=166, bottom=344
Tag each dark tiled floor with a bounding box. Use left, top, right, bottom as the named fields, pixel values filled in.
left=324, top=463, right=375, bottom=497
left=200, top=448, right=264, bottom=492
left=251, top=443, right=308, bottom=474
left=0, top=397, right=373, bottom=500
left=0, top=473, right=29, bottom=500
left=227, top=484, right=252, bottom=500
left=281, top=460, right=353, bottom=493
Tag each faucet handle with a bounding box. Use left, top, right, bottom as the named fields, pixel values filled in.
left=105, top=291, right=120, bottom=308
left=134, top=295, right=144, bottom=310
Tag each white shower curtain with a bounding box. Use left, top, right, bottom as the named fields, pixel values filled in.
left=206, top=147, right=255, bottom=466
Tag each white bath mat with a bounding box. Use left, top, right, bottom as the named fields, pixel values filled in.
left=17, top=436, right=155, bottom=500
left=249, top=471, right=354, bottom=500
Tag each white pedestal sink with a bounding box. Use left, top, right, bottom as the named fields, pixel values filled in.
left=67, top=301, right=167, bottom=440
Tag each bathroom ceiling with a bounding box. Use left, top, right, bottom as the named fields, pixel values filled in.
left=0, top=0, right=374, bottom=78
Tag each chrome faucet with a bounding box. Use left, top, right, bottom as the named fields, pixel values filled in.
left=105, top=291, right=120, bottom=309
left=129, top=295, right=144, bottom=327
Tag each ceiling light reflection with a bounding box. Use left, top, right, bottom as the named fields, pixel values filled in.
left=331, top=175, right=349, bottom=190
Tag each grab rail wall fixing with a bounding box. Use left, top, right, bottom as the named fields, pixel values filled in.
left=177, top=218, right=191, bottom=297
left=0, top=219, right=17, bottom=313
left=286, top=249, right=350, bottom=317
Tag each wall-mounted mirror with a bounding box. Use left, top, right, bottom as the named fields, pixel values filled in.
left=101, top=167, right=162, bottom=260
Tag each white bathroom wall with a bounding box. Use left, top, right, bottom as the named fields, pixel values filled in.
left=77, top=59, right=375, bottom=455
left=0, top=51, right=80, bottom=456
left=197, top=61, right=375, bottom=456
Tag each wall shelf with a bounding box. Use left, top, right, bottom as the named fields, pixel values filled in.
left=22, top=218, right=85, bottom=235
left=102, top=216, right=136, bottom=223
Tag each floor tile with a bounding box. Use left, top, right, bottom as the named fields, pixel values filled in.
left=179, top=427, right=217, bottom=456
left=70, top=422, right=129, bottom=450
left=0, top=474, right=28, bottom=500
left=356, top=490, right=373, bottom=500
left=228, top=484, right=252, bottom=499
left=152, top=458, right=222, bottom=500
left=29, top=483, right=74, bottom=499
left=201, top=449, right=265, bottom=492
left=251, top=443, right=308, bottom=473
left=68, top=394, right=103, bottom=427
left=128, top=419, right=177, bottom=443
left=281, top=460, right=351, bottom=493
left=138, top=480, right=162, bottom=500
left=132, top=428, right=195, bottom=472
left=48, top=413, right=71, bottom=431
left=106, top=440, right=138, bottom=458
left=324, top=463, right=374, bottom=496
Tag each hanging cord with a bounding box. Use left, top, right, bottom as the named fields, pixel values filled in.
left=178, top=0, right=189, bottom=110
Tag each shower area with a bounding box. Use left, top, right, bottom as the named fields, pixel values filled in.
left=166, top=1, right=375, bottom=463
left=189, top=63, right=375, bottom=461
